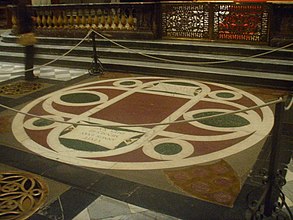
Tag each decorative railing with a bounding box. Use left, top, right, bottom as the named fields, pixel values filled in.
left=161, top=3, right=210, bottom=39
left=9, top=3, right=158, bottom=39
left=161, top=2, right=270, bottom=43
left=213, top=4, right=269, bottom=42
left=6, top=2, right=292, bottom=44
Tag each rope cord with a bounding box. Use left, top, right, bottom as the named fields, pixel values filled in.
left=92, top=29, right=293, bottom=66
left=0, top=97, right=283, bottom=128
left=285, top=94, right=293, bottom=111
left=1, top=29, right=292, bottom=75
left=0, top=30, right=93, bottom=75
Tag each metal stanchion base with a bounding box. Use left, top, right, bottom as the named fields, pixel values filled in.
left=88, top=59, right=104, bottom=76
left=246, top=100, right=292, bottom=219
left=88, top=31, right=104, bottom=76
left=246, top=173, right=290, bottom=220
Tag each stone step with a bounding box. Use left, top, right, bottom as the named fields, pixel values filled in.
left=2, top=31, right=293, bottom=60
left=0, top=41, right=292, bottom=76
left=0, top=51, right=292, bottom=89
left=1, top=31, right=292, bottom=89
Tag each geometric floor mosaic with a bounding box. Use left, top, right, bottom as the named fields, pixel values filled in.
left=11, top=76, right=275, bottom=207
left=0, top=57, right=291, bottom=218
left=12, top=76, right=274, bottom=170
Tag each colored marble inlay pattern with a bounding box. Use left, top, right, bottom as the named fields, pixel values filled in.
left=194, top=111, right=250, bottom=127
left=0, top=81, right=50, bottom=98
left=12, top=77, right=274, bottom=170
left=0, top=172, right=48, bottom=220
left=165, top=160, right=241, bottom=207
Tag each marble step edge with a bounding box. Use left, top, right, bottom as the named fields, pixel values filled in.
left=0, top=42, right=292, bottom=68
left=2, top=31, right=292, bottom=58
left=0, top=51, right=292, bottom=83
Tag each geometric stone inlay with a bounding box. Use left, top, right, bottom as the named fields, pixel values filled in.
left=193, top=111, right=250, bottom=127
left=165, top=160, right=241, bottom=207
left=12, top=77, right=274, bottom=170
left=60, top=92, right=101, bottom=103
left=154, top=143, right=183, bottom=155
left=0, top=81, right=50, bottom=98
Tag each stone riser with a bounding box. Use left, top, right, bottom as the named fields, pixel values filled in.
left=2, top=32, right=293, bottom=60
left=0, top=32, right=292, bottom=89
left=0, top=43, right=292, bottom=76
left=0, top=52, right=291, bottom=90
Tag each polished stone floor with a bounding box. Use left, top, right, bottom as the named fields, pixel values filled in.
left=0, top=61, right=292, bottom=220
left=0, top=61, right=87, bottom=82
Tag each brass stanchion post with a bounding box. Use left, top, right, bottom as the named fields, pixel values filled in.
left=88, top=31, right=103, bottom=75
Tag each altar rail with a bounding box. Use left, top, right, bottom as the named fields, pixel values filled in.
left=161, top=3, right=270, bottom=42
left=7, top=2, right=293, bottom=44
left=9, top=3, right=159, bottom=39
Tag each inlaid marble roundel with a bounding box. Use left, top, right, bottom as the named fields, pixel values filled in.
left=12, top=77, right=274, bottom=170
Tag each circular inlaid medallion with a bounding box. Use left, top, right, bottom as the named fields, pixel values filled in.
left=12, top=77, right=274, bottom=170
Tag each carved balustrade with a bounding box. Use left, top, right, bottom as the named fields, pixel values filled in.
left=9, top=2, right=158, bottom=39
left=6, top=2, right=292, bottom=44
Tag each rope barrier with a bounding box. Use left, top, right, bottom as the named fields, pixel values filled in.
left=1, top=29, right=292, bottom=76
left=0, top=30, right=291, bottom=124
left=0, top=97, right=283, bottom=128
left=92, top=29, right=293, bottom=66
left=0, top=29, right=93, bottom=75
left=285, top=94, right=293, bottom=111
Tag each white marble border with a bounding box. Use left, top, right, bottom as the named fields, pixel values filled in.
left=12, top=77, right=274, bottom=170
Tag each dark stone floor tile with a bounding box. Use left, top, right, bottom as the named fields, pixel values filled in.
left=0, top=145, right=27, bottom=168
left=63, top=74, right=92, bottom=86
left=282, top=123, right=293, bottom=136
left=44, top=163, right=105, bottom=189
left=0, top=145, right=61, bottom=174
left=88, top=175, right=142, bottom=200
left=258, top=136, right=272, bottom=160
left=0, top=97, right=13, bottom=112
left=280, top=135, right=293, bottom=151
left=36, top=187, right=97, bottom=220
left=279, top=150, right=293, bottom=165
left=18, top=153, right=61, bottom=174
left=29, top=214, right=51, bottom=220
left=124, top=184, right=247, bottom=220
left=0, top=145, right=105, bottom=188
